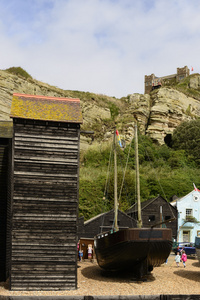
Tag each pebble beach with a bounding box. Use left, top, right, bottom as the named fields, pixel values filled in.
left=0, top=254, right=200, bottom=297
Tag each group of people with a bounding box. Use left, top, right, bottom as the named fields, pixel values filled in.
left=175, top=250, right=187, bottom=267
left=77, top=241, right=93, bottom=262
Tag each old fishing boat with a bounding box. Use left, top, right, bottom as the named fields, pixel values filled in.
left=94, top=125, right=173, bottom=277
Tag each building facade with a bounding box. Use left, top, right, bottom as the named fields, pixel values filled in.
left=171, top=189, right=200, bottom=243
left=144, top=66, right=190, bottom=94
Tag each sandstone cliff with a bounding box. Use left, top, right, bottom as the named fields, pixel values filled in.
left=1, top=68, right=200, bottom=147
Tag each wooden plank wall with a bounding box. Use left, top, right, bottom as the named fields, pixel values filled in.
left=142, top=198, right=177, bottom=239
left=0, top=139, right=9, bottom=281
left=83, top=210, right=137, bottom=239
left=10, top=119, right=80, bottom=291
left=6, top=138, right=13, bottom=280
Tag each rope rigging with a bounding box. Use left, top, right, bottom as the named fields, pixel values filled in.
left=101, top=127, right=176, bottom=231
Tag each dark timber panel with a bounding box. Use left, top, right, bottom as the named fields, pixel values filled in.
left=6, top=138, right=12, bottom=280
left=126, top=196, right=177, bottom=239
left=0, top=140, right=8, bottom=281
left=10, top=120, right=80, bottom=290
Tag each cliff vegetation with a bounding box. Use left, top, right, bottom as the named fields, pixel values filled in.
left=1, top=67, right=200, bottom=220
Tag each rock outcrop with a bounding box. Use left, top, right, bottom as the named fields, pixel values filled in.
left=1, top=69, right=200, bottom=147
left=146, top=87, right=200, bottom=144
left=0, top=70, right=67, bottom=120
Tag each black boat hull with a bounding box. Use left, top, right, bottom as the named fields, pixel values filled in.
left=94, top=228, right=172, bottom=273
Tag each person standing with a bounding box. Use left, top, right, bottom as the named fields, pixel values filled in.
left=87, top=244, right=93, bottom=262
left=181, top=250, right=187, bottom=268
left=175, top=252, right=181, bottom=267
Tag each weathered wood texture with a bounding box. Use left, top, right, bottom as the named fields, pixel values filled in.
left=83, top=209, right=137, bottom=239
left=6, top=138, right=13, bottom=280
left=126, top=196, right=178, bottom=239
left=0, top=121, right=13, bottom=281
left=10, top=119, right=80, bottom=290
left=0, top=139, right=9, bottom=281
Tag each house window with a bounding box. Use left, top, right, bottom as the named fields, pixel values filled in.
left=186, top=208, right=193, bottom=220
left=193, top=194, right=200, bottom=202
left=149, top=215, right=155, bottom=222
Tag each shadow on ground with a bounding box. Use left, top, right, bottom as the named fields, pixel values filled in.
left=192, top=261, right=200, bottom=268
left=80, top=264, right=156, bottom=283
left=174, top=269, right=200, bottom=283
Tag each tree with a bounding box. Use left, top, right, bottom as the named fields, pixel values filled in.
left=172, top=119, right=200, bottom=164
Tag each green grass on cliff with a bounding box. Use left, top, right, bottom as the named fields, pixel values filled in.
left=79, top=133, right=200, bottom=220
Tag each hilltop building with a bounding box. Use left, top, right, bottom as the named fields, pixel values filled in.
left=144, top=66, right=190, bottom=94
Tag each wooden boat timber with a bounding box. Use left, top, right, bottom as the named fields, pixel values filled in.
left=94, top=228, right=172, bottom=272
left=94, top=125, right=172, bottom=277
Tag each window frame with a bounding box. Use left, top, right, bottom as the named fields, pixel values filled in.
left=185, top=208, right=193, bottom=220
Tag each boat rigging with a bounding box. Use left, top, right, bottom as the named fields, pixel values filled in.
left=94, top=124, right=173, bottom=278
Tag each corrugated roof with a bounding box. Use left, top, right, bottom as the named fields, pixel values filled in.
left=10, top=93, right=83, bottom=123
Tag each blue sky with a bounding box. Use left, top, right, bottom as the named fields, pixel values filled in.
left=0, top=0, right=199, bottom=98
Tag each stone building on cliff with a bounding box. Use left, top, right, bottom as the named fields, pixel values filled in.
left=144, top=66, right=190, bottom=94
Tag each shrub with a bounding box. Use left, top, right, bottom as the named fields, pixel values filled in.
left=5, top=66, right=32, bottom=79
left=172, top=119, right=200, bottom=164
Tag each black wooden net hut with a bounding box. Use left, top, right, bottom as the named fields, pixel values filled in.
left=9, top=93, right=82, bottom=290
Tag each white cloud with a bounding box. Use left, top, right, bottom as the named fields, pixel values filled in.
left=0, top=0, right=200, bottom=98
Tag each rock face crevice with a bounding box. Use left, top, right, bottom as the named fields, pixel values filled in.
left=1, top=69, right=200, bottom=146
left=146, top=86, right=200, bottom=144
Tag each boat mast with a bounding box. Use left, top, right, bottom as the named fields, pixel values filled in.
left=135, top=124, right=142, bottom=228
left=114, top=129, right=119, bottom=231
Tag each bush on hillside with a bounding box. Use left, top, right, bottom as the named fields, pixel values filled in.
left=172, top=119, right=200, bottom=164
left=5, top=67, right=32, bottom=79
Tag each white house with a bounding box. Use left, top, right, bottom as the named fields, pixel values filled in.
left=171, top=187, right=200, bottom=243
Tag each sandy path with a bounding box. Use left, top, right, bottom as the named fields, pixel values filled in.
left=0, top=254, right=200, bottom=296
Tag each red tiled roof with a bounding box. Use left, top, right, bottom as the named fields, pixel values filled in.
left=10, top=93, right=83, bottom=123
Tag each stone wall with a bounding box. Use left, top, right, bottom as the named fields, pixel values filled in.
left=144, top=66, right=190, bottom=94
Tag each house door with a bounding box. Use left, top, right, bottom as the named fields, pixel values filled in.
left=183, top=231, right=190, bottom=243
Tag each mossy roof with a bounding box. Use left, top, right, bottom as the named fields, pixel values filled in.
left=10, top=93, right=83, bottom=123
